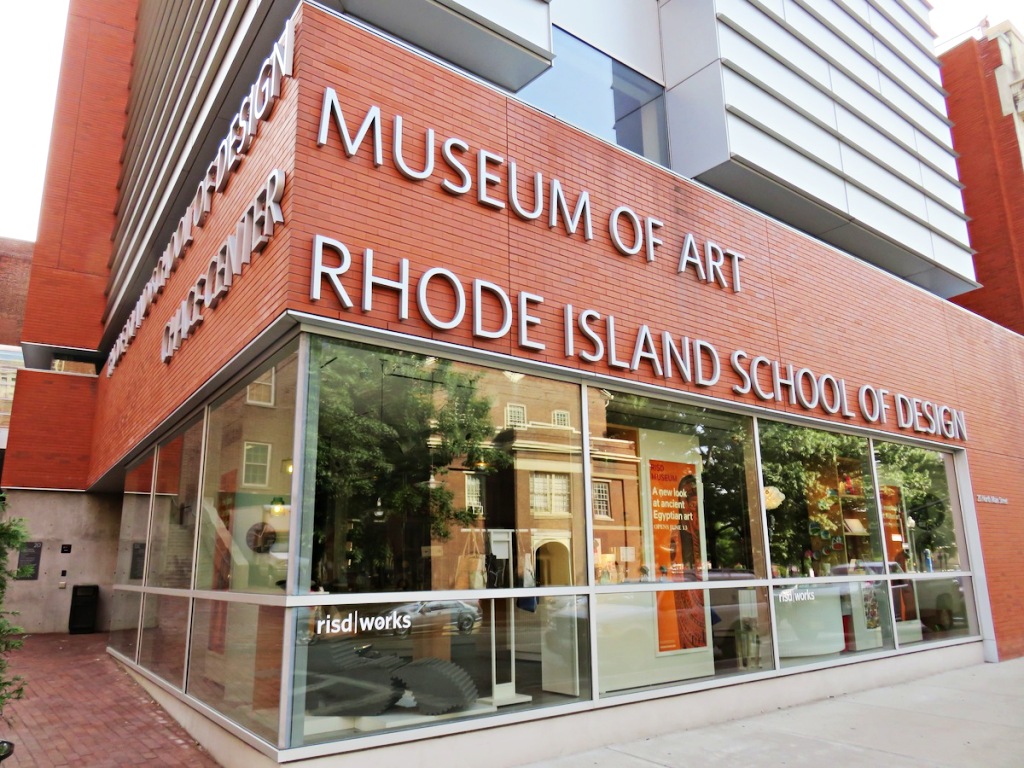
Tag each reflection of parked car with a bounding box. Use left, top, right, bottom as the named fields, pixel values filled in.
left=831, top=562, right=966, bottom=631
left=388, top=601, right=482, bottom=636
left=911, top=577, right=966, bottom=631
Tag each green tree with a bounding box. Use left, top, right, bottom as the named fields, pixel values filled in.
left=759, top=422, right=873, bottom=575
left=873, top=441, right=954, bottom=562
left=0, top=491, right=28, bottom=721
left=310, top=340, right=509, bottom=590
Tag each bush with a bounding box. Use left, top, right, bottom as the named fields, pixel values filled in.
left=0, top=491, right=28, bottom=722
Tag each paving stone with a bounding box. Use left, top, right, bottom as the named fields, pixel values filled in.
left=2, top=633, right=220, bottom=767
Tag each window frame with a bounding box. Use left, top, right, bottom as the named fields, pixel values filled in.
left=530, top=471, right=572, bottom=517
left=242, top=441, right=272, bottom=488
left=246, top=367, right=276, bottom=407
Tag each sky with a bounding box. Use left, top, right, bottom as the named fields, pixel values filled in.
left=0, top=1, right=1022, bottom=243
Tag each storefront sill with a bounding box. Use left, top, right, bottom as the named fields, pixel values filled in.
left=111, top=638, right=983, bottom=766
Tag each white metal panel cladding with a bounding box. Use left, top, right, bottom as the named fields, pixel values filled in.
left=659, top=0, right=974, bottom=294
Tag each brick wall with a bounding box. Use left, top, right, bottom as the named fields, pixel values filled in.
left=1, top=369, right=96, bottom=489
left=942, top=37, right=1024, bottom=335
left=7, top=5, right=1024, bottom=655
left=19, top=0, right=136, bottom=352
left=0, top=237, right=32, bottom=345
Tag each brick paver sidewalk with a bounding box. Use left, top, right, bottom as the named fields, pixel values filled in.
left=2, top=633, right=220, bottom=767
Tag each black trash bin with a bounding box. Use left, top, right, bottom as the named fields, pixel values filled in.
left=69, top=584, right=99, bottom=634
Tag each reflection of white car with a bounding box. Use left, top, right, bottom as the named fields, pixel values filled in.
left=269, top=539, right=289, bottom=587
left=833, top=562, right=966, bottom=631
left=385, top=601, right=483, bottom=636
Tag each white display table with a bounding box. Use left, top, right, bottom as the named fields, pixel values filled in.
left=774, top=586, right=845, bottom=658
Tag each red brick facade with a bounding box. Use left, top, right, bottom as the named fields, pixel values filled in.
left=2, top=369, right=96, bottom=488
left=942, top=36, right=1024, bottom=335
left=5, top=4, right=1024, bottom=657
left=0, top=237, right=32, bottom=345
left=19, top=1, right=136, bottom=352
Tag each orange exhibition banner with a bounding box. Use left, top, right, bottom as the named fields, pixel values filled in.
left=880, top=485, right=905, bottom=562
left=650, top=460, right=706, bottom=652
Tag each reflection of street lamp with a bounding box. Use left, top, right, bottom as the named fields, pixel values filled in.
left=906, top=515, right=916, bottom=569
left=764, top=486, right=785, bottom=511
left=270, top=496, right=287, bottom=516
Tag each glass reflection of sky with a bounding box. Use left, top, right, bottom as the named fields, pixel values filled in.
left=519, top=30, right=617, bottom=142
left=517, top=28, right=666, bottom=163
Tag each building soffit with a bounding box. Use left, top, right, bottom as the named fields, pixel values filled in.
left=104, top=0, right=296, bottom=344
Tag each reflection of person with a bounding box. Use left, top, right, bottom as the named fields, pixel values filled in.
left=895, top=546, right=910, bottom=573
left=677, top=474, right=698, bottom=570
left=892, top=547, right=916, bottom=621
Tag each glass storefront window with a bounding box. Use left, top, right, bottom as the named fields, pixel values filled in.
left=138, top=593, right=190, bottom=688
left=596, top=585, right=773, bottom=695
left=301, top=338, right=586, bottom=594
left=148, top=420, right=203, bottom=588
left=773, top=579, right=895, bottom=667
left=893, top=574, right=977, bottom=646
left=873, top=442, right=966, bottom=574
left=759, top=423, right=882, bottom=579
left=115, top=452, right=154, bottom=585
left=873, top=441, right=976, bottom=645
left=290, top=594, right=591, bottom=746
left=107, top=329, right=986, bottom=752
left=187, top=598, right=283, bottom=742
left=516, top=28, right=669, bottom=165
left=195, top=342, right=299, bottom=594
left=108, top=589, right=142, bottom=662
left=587, top=389, right=765, bottom=584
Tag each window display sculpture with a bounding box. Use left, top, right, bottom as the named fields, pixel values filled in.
left=307, top=644, right=479, bottom=718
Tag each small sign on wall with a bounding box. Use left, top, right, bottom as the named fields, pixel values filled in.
left=976, top=494, right=1009, bottom=505
left=130, top=542, right=146, bottom=580
left=15, top=541, right=42, bottom=580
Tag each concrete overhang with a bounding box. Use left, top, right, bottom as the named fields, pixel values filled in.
left=339, top=0, right=554, bottom=91
left=697, top=160, right=980, bottom=299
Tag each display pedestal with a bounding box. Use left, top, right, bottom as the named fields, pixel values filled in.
left=843, top=585, right=883, bottom=652
left=896, top=619, right=924, bottom=644
left=487, top=598, right=535, bottom=704
left=774, top=586, right=844, bottom=658
left=478, top=692, right=533, bottom=707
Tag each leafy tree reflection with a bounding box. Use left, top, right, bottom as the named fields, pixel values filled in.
left=603, top=394, right=759, bottom=576
left=874, top=442, right=955, bottom=570
left=311, top=341, right=509, bottom=592
left=758, top=423, right=875, bottom=577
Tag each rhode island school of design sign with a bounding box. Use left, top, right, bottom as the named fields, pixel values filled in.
left=308, top=86, right=967, bottom=442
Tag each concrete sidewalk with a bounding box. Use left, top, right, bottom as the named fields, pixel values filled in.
left=520, top=656, right=1024, bottom=768
left=3, top=633, right=1022, bottom=767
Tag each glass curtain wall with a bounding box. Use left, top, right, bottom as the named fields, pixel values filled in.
left=187, top=341, right=299, bottom=741
left=291, top=336, right=592, bottom=746
left=873, top=441, right=977, bottom=645
left=194, top=343, right=299, bottom=595
left=759, top=422, right=895, bottom=665
left=109, top=341, right=299, bottom=745
left=587, top=388, right=773, bottom=695
left=110, top=451, right=154, bottom=661
left=516, top=28, right=669, bottom=165
left=108, top=331, right=981, bottom=751
left=138, top=419, right=203, bottom=688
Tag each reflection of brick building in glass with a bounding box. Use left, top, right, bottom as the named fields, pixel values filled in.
left=4, top=1, right=1024, bottom=762
left=429, top=369, right=585, bottom=592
